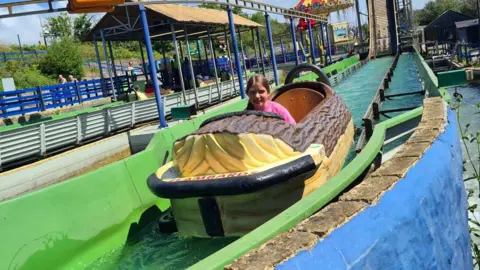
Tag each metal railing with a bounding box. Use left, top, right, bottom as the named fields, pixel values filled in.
left=356, top=53, right=400, bottom=152
left=0, top=79, right=241, bottom=171
left=0, top=76, right=133, bottom=118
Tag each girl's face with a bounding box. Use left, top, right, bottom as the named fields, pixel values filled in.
left=247, top=83, right=269, bottom=110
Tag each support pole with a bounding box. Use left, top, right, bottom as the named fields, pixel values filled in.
left=207, top=27, right=222, bottom=99
left=325, top=23, right=333, bottom=63
left=184, top=26, right=200, bottom=109
left=256, top=28, right=266, bottom=76
left=17, top=34, right=24, bottom=63
left=224, top=26, right=237, bottom=97
left=140, top=4, right=167, bottom=128
left=93, top=38, right=104, bottom=79
left=227, top=7, right=246, bottom=99
left=138, top=41, right=148, bottom=81
left=107, top=41, right=118, bottom=78
left=290, top=17, right=299, bottom=66
left=93, top=38, right=106, bottom=97
left=265, top=12, right=279, bottom=86
left=251, top=28, right=260, bottom=73
left=171, top=23, right=187, bottom=105
left=196, top=39, right=202, bottom=61
left=100, top=30, right=117, bottom=101
left=280, top=36, right=286, bottom=64
left=355, top=0, right=363, bottom=44
left=237, top=27, right=249, bottom=80
left=307, top=19, right=316, bottom=65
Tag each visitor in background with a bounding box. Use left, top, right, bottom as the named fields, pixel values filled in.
left=245, top=75, right=296, bottom=125
left=127, top=61, right=137, bottom=82
left=58, top=75, right=66, bottom=84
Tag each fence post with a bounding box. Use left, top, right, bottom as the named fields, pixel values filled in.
left=37, top=86, right=46, bottom=111
left=383, top=77, right=389, bottom=89
left=373, top=102, right=380, bottom=121
left=380, top=88, right=385, bottom=102
left=75, top=81, right=83, bottom=104
left=17, top=93, right=25, bottom=115
left=363, top=118, right=373, bottom=140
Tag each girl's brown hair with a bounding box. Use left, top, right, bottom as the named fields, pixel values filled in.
left=245, top=75, right=270, bottom=110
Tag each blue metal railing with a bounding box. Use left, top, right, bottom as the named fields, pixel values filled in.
left=0, top=75, right=131, bottom=118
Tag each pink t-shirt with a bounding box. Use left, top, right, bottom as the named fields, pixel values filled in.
left=263, top=101, right=297, bottom=125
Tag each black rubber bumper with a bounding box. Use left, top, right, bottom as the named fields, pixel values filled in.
left=147, top=155, right=318, bottom=199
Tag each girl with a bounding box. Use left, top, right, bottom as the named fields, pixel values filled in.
left=245, top=75, right=296, bottom=125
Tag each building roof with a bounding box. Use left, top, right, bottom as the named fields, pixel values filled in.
left=84, top=4, right=263, bottom=42
left=424, top=10, right=474, bottom=30
left=455, top=19, right=479, bottom=28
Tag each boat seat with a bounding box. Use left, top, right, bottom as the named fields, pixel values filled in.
left=272, top=88, right=325, bottom=123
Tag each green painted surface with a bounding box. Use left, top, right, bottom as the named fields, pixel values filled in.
left=0, top=56, right=360, bottom=270
left=437, top=69, right=467, bottom=88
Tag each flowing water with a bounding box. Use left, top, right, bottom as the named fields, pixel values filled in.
left=87, top=56, right=399, bottom=270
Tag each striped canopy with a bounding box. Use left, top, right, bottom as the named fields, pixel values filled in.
left=295, top=0, right=354, bottom=14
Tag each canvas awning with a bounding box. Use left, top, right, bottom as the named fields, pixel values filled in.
left=84, top=4, right=263, bottom=42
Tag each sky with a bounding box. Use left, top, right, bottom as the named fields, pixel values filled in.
left=0, top=0, right=430, bottom=45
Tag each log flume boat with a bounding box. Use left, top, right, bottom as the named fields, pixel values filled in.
left=148, top=64, right=354, bottom=237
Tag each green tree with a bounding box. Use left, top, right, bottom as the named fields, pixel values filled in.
left=39, top=36, right=84, bottom=79
left=0, top=61, right=56, bottom=91
left=43, top=13, right=73, bottom=38
left=414, top=0, right=477, bottom=26
left=74, top=14, right=93, bottom=40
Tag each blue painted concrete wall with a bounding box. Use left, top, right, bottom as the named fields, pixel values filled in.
left=276, top=109, right=473, bottom=270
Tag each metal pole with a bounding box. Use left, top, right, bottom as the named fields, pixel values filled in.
left=265, top=12, right=279, bottom=86
left=196, top=40, right=202, bottom=62
left=17, top=34, right=24, bottom=63
left=171, top=23, right=187, bottom=105
left=237, top=26, right=249, bottom=80
left=290, top=17, right=300, bottom=66
left=93, top=38, right=106, bottom=97
left=140, top=4, right=167, bottom=128
left=100, top=30, right=117, bottom=101
left=307, top=19, right=316, bottom=65
left=107, top=41, right=118, bottom=78
left=93, top=38, right=104, bottom=79
left=227, top=7, right=246, bottom=99
left=355, top=0, right=363, bottom=44
left=184, top=26, right=200, bottom=109
left=250, top=28, right=260, bottom=73
left=325, top=23, right=333, bottom=63
left=208, top=26, right=222, bottom=99
left=280, top=36, right=286, bottom=64
left=256, top=28, right=266, bottom=76
left=224, top=26, right=237, bottom=96
left=139, top=41, right=148, bottom=81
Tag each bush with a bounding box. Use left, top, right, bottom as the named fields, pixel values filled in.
left=39, top=36, right=84, bottom=79
left=0, top=61, right=56, bottom=91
